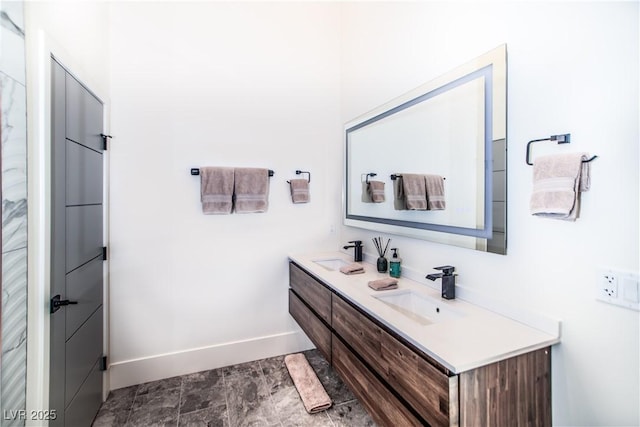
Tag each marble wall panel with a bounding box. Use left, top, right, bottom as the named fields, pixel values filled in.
left=0, top=1, right=27, bottom=425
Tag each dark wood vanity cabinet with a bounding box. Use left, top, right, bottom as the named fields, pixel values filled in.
left=288, top=263, right=332, bottom=362
left=288, top=262, right=552, bottom=427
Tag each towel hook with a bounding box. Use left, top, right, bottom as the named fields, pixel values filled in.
left=526, top=133, right=598, bottom=165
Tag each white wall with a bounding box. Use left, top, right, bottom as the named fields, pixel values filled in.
left=107, top=2, right=341, bottom=387
left=339, top=2, right=639, bottom=426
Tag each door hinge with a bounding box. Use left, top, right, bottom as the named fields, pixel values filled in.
left=102, top=246, right=108, bottom=261
left=100, top=133, right=112, bottom=151
left=100, top=355, right=108, bottom=371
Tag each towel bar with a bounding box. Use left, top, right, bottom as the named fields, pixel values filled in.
left=363, top=173, right=377, bottom=184
left=191, top=168, right=274, bottom=177
left=526, top=133, right=598, bottom=165
left=390, top=174, right=445, bottom=180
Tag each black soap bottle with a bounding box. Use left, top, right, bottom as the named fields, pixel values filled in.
left=389, top=248, right=401, bottom=278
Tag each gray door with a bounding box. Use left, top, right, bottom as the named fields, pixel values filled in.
left=50, top=58, right=105, bottom=427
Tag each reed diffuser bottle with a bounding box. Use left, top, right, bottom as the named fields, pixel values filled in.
left=373, top=237, right=390, bottom=273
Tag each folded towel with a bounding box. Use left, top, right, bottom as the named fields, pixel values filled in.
left=401, top=174, right=428, bottom=210
left=425, top=174, right=445, bottom=210
left=530, top=153, right=591, bottom=221
left=339, top=263, right=365, bottom=275
left=200, top=167, right=234, bottom=214
left=289, top=179, right=310, bottom=203
left=234, top=168, right=270, bottom=213
left=284, top=353, right=332, bottom=414
left=367, top=181, right=386, bottom=203
left=393, top=177, right=407, bottom=210
left=368, top=278, right=398, bottom=291
left=361, top=182, right=373, bottom=203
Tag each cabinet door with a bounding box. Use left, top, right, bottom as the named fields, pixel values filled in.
left=290, top=263, right=332, bottom=324
left=289, top=290, right=331, bottom=362
left=332, top=335, right=423, bottom=427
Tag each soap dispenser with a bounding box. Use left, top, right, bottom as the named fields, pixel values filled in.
left=389, top=248, right=401, bottom=278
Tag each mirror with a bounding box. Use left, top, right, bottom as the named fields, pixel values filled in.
left=344, top=45, right=506, bottom=254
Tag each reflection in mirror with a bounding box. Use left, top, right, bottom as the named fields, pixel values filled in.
left=344, top=45, right=507, bottom=254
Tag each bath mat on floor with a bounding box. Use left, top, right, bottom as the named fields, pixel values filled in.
left=284, top=353, right=332, bottom=414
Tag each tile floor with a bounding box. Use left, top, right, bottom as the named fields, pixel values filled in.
left=92, top=349, right=376, bottom=427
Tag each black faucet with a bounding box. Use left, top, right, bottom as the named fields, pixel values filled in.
left=426, top=265, right=456, bottom=300
left=343, top=240, right=363, bottom=262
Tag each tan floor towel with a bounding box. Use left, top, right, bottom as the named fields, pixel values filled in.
left=284, top=353, right=332, bottom=414
left=425, top=174, right=445, bottom=210
left=200, top=167, right=234, bottom=214
left=401, top=173, right=428, bottom=210
left=530, top=153, right=591, bottom=221
left=289, top=178, right=310, bottom=203
left=234, top=168, right=270, bottom=213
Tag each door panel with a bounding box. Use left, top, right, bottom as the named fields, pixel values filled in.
left=65, top=205, right=102, bottom=272
left=65, top=256, right=103, bottom=339
left=64, top=359, right=103, bottom=427
left=65, top=73, right=103, bottom=152
left=64, top=307, right=102, bottom=408
left=66, top=139, right=103, bottom=206
left=51, top=58, right=104, bottom=427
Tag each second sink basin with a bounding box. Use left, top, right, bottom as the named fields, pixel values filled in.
left=313, top=258, right=351, bottom=271
left=373, top=290, right=464, bottom=325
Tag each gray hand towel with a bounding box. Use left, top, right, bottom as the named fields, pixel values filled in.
left=367, top=181, right=386, bottom=203
left=530, top=153, right=591, bottom=221
left=401, top=173, right=428, bottom=210
left=200, top=167, right=234, bottom=214
left=425, top=174, right=445, bottom=210
left=368, top=278, right=398, bottom=291
left=234, top=168, right=270, bottom=213
left=289, top=179, right=310, bottom=203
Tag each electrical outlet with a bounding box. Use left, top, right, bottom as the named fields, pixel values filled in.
left=600, top=270, right=618, bottom=298
left=596, top=268, right=640, bottom=311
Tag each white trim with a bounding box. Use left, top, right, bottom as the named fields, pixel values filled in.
left=25, top=28, right=111, bottom=423
left=109, top=331, right=313, bottom=390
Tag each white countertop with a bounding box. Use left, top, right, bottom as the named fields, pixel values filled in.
left=289, top=251, right=560, bottom=374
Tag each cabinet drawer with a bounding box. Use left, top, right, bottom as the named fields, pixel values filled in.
left=332, top=294, right=456, bottom=427
left=331, top=296, right=388, bottom=376
left=381, top=329, right=458, bottom=427
left=332, top=335, right=422, bottom=427
left=289, top=263, right=332, bottom=324
left=289, top=290, right=331, bottom=362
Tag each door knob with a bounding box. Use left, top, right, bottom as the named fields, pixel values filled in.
left=50, top=294, right=78, bottom=314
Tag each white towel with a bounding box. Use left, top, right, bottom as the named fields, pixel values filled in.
left=530, top=153, right=591, bottom=221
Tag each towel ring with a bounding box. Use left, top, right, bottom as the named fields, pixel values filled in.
left=526, top=133, right=598, bottom=165
left=295, top=170, right=311, bottom=183
left=364, top=173, right=377, bottom=184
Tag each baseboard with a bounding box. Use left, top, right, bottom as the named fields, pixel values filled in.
left=109, top=330, right=314, bottom=390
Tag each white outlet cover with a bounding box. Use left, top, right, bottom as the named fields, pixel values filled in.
left=596, top=268, right=640, bottom=311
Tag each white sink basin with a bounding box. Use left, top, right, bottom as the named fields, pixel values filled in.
left=313, top=258, right=351, bottom=271
left=373, top=290, right=464, bottom=325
